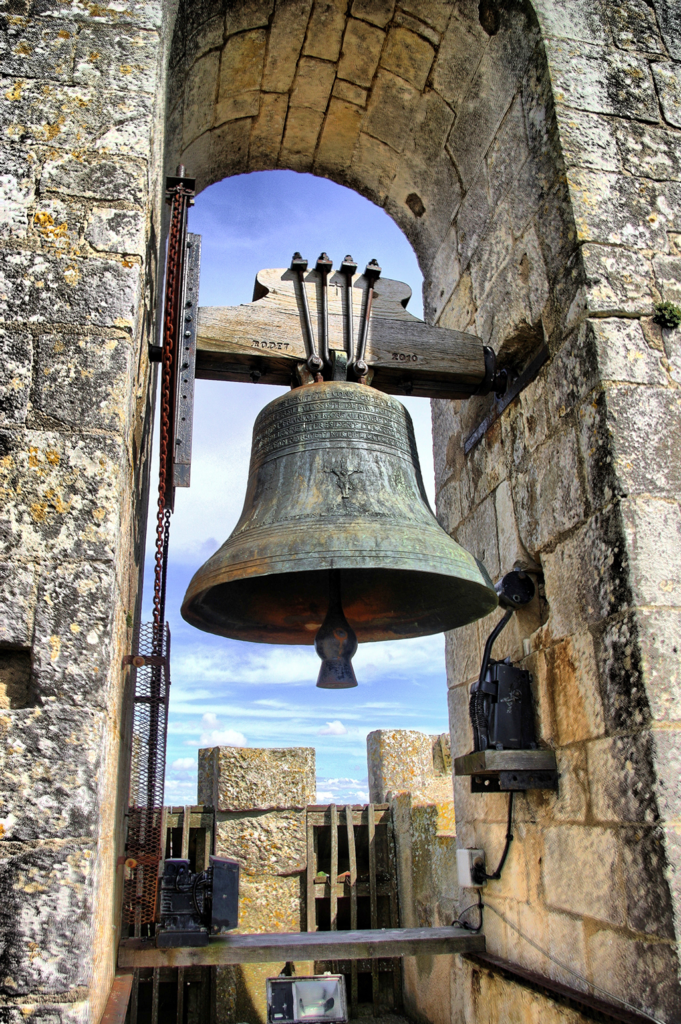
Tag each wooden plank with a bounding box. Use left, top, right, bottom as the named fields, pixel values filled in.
left=100, top=971, right=134, bottom=1024
left=177, top=967, right=185, bottom=1024
left=368, top=804, right=379, bottom=1016
left=330, top=804, right=338, bottom=932
left=306, top=812, right=316, bottom=933
left=181, top=805, right=191, bottom=860
left=454, top=749, right=557, bottom=776
left=307, top=806, right=390, bottom=826
left=387, top=812, right=401, bottom=1012
left=151, top=967, right=160, bottom=1024
left=119, top=927, right=485, bottom=968
left=345, top=806, right=358, bottom=1020
left=129, top=969, right=139, bottom=1024
left=194, top=268, right=486, bottom=398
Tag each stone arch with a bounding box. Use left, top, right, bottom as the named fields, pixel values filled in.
left=166, top=0, right=564, bottom=369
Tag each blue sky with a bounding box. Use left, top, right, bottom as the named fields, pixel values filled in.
left=143, top=171, right=451, bottom=805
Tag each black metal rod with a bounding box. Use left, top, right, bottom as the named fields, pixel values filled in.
left=291, top=253, right=322, bottom=374
left=316, top=253, right=333, bottom=372
left=341, top=255, right=357, bottom=366
left=354, top=260, right=380, bottom=377
left=478, top=609, right=513, bottom=688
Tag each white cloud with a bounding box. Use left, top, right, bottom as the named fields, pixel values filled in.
left=317, top=720, right=347, bottom=736
left=197, top=728, right=247, bottom=747
left=316, top=777, right=370, bottom=804
left=171, top=757, right=196, bottom=770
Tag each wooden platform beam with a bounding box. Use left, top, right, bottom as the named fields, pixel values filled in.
left=119, top=927, right=484, bottom=969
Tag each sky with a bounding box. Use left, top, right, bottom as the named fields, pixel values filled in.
left=142, top=171, right=452, bottom=805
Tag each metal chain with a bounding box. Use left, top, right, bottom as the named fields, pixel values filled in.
left=152, top=182, right=190, bottom=649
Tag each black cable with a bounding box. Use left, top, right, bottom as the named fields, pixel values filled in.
left=455, top=889, right=483, bottom=932
left=485, top=791, right=514, bottom=880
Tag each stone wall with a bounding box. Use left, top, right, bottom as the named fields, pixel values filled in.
left=367, top=729, right=458, bottom=1024
left=198, top=745, right=315, bottom=1024
left=1, top=0, right=680, bottom=1021
left=0, top=1, right=172, bottom=1021
left=431, top=3, right=681, bottom=1022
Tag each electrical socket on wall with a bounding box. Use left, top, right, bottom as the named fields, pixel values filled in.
left=457, top=849, right=485, bottom=888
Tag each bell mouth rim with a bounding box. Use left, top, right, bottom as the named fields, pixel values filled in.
left=181, top=562, right=499, bottom=647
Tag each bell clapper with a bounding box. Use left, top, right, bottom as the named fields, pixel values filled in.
left=315, top=569, right=358, bottom=689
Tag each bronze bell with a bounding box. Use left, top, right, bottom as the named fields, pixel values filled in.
left=181, top=381, right=498, bottom=687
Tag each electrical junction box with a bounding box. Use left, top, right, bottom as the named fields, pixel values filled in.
left=457, top=849, right=485, bottom=888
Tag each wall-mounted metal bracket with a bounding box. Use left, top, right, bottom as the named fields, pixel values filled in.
left=454, top=748, right=559, bottom=792
left=464, top=345, right=550, bottom=455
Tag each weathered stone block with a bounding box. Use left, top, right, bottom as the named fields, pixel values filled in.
left=32, top=198, right=84, bottom=253
left=0, top=705, right=103, bottom=841
left=613, top=120, right=681, bottom=182
left=261, top=0, right=313, bottom=92
left=447, top=13, right=537, bottom=189
left=0, top=19, right=77, bottom=81
left=512, top=424, right=587, bottom=555
left=543, top=825, right=625, bottom=926
left=290, top=56, right=336, bottom=112
left=431, top=10, right=486, bottom=109
left=219, top=29, right=266, bottom=99
left=73, top=26, right=159, bottom=93
left=455, top=170, right=490, bottom=273
left=186, top=15, right=226, bottom=66
left=0, top=144, right=37, bottom=239
left=40, top=155, right=146, bottom=205
left=637, top=608, right=681, bottom=722
left=591, top=317, right=666, bottom=387
left=238, top=875, right=303, bottom=932
left=569, top=169, right=679, bottom=252
left=216, top=809, right=307, bottom=876
left=545, top=631, right=604, bottom=745
left=0, top=430, right=126, bottom=564
left=534, top=0, right=608, bottom=44
left=652, top=253, right=681, bottom=305
left=225, top=0, right=273, bottom=36
left=0, top=563, right=36, bottom=647
left=453, top=493, right=499, bottom=582
left=652, top=62, right=681, bottom=129
left=445, top=624, right=481, bottom=695
left=380, top=27, right=434, bottom=91
left=183, top=49, right=220, bottom=143
left=249, top=93, right=288, bottom=170
left=30, top=561, right=118, bottom=709
left=586, top=927, right=681, bottom=1020
left=607, top=0, right=665, bottom=52
left=0, top=251, right=140, bottom=330
left=579, top=385, right=681, bottom=510
left=332, top=78, right=367, bottom=106
left=545, top=39, right=659, bottom=122
left=199, top=746, right=315, bottom=811
left=579, top=243, right=654, bottom=317
left=651, top=728, right=681, bottom=824
left=303, top=0, right=347, bottom=61
left=350, top=0, right=394, bottom=29
left=0, top=838, right=95, bottom=996
left=0, top=329, right=32, bottom=426
left=593, top=611, right=652, bottom=735
left=32, top=333, right=133, bottom=434
left=338, top=18, right=384, bottom=89
left=556, top=108, right=620, bottom=173
left=622, top=498, right=681, bottom=609
left=85, top=208, right=145, bottom=256
left=368, top=729, right=450, bottom=804
left=541, top=507, right=632, bottom=640
left=315, top=98, right=363, bottom=173
left=397, top=0, right=450, bottom=33
left=587, top=734, right=659, bottom=826
left=279, top=106, right=324, bottom=172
